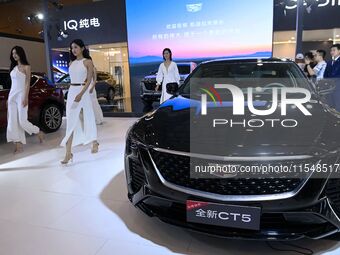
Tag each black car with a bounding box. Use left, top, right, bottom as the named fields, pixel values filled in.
left=57, top=71, right=121, bottom=103
left=125, top=58, right=340, bottom=240
left=140, top=62, right=197, bottom=107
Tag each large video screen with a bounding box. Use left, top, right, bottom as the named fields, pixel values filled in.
left=125, top=0, right=274, bottom=112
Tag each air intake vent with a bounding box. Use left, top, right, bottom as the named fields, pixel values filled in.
left=326, top=179, right=340, bottom=215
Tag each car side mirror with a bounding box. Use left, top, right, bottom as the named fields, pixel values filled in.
left=316, top=79, right=336, bottom=95
left=166, top=82, right=179, bottom=95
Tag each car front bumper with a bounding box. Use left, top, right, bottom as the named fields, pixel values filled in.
left=124, top=140, right=340, bottom=240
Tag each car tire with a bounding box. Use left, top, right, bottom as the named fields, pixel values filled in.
left=40, top=103, right=63, bottom=133
left=107, top=88, right=115, bottom=104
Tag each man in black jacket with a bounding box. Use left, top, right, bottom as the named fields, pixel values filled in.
left=324, top=44, right=340, bottom=111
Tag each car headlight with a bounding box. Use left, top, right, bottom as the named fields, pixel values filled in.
left=142, top=109, right=158, bottom=121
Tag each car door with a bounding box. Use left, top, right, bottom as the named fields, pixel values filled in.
left=0, top=71, right=11, bottom=128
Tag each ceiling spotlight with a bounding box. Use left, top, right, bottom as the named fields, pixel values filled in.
left=336, top=35, right=340, bottom=38
left=36, top=13, right=44, bottom=20
left=27, top=14, right=35, bottom=22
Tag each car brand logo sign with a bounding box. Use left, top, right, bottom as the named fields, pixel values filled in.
left=186, top=3, right=203, bottom=12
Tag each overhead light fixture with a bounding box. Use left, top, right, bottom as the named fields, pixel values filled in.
left=329, top=38, right=333, bottom=41
left=291, top=37, right=295, bottom=40
left=336, top=35, right=340, bottom=38
left=36, top=13, right=44, bottom=20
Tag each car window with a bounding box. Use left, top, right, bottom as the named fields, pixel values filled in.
left=178, top=65, right=191, bottom=75
left=60, top=75, right=71, bottom=83
left=30, top=76, right=38, bottom=87
left=0, top=72, right=11, bottom=90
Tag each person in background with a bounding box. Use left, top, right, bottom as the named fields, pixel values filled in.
left=324, top=44, right=340, bottom=111
left=89, top=66, right=104, bottom=125
left=7, top=46, right=44, bottom=154
left=305, top=49, right=327, bottom=82
left=304, top=52, right=316, bottom=78
left=295, top=53, right=305, bottom=70
left=155, top=48, right=180, bottom=104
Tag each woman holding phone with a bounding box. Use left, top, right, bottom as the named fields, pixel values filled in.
left=60, top=39, right=99, bottom=165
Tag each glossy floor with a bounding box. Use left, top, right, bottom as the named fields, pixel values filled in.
left=0, top=118, right=339, bottom=255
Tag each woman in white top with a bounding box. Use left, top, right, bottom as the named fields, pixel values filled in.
left=155, top=48, right=180, bottom=103
left=7, top=46, right=44, bottom=154
left=60, top=39, right=99, bottom=165
left=89, top=66, right=104, bottom=125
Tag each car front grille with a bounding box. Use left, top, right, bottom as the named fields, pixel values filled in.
left=129, top=158, right=145, bottom=193
left=150, top=149, right=308, bottom=196
left=143, top=81, right=157, bottom=91
left=326, top=179, right=340, bottom=216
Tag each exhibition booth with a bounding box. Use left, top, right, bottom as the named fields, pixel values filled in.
left=40, top=0, right=340, bottom=116
left=2, top=0, right=340, bottom=254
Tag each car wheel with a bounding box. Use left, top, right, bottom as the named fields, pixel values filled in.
left=40, top=104, right=63, bottom=133
left=107, top=88, right=115, bottom=104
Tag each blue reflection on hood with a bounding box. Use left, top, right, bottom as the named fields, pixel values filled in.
left=160, top=96, right=267, bottom=115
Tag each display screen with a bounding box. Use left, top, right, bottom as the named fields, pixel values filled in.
left=125, top=0, right=274, bottom=112
left=126, top=0, right=273, bottom=63
left=51, top=50, right=70, bottom=82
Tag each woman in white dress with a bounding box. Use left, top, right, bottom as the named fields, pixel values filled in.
left=7, top=46, right=44, bottom=154
left=155, top=48, right=180, bottom=104
left=60, top=39, right=99, bottom=165
left=89, top=66, right=104, bottom=125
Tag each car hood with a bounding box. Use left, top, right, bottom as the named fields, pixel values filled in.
left=132, top=96, right=340, bottom=157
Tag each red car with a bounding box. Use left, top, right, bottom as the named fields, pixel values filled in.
left=0, top=69, right=64, bottom=133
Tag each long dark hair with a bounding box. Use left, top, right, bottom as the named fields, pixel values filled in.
left=163, top=48, right=172, bottom=61
left=69, top=39, right=91, bottom=61
left=10, top=46, right=29, bottom=72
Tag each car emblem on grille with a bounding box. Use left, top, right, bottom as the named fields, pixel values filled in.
left=186, top=3, right=203, bottom=12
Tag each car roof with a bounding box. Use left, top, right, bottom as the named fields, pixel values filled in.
left=201, top=57, right=292, bottom=65
left=177, top=62, right=196, bottom=65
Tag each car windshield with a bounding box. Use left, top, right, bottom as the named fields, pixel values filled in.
left=178, top=65, right=191, bottom=75
left=57, top=75, right=70, bottom=83
left=179, top=61, right=312, bottom=96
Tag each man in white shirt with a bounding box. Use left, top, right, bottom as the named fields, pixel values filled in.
left=305, top=49, right=327, bottom=81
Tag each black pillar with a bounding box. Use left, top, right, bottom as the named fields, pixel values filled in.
left=295, top=0, right=304, bottom=55
left=43, top=0, right=53, bottom=82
